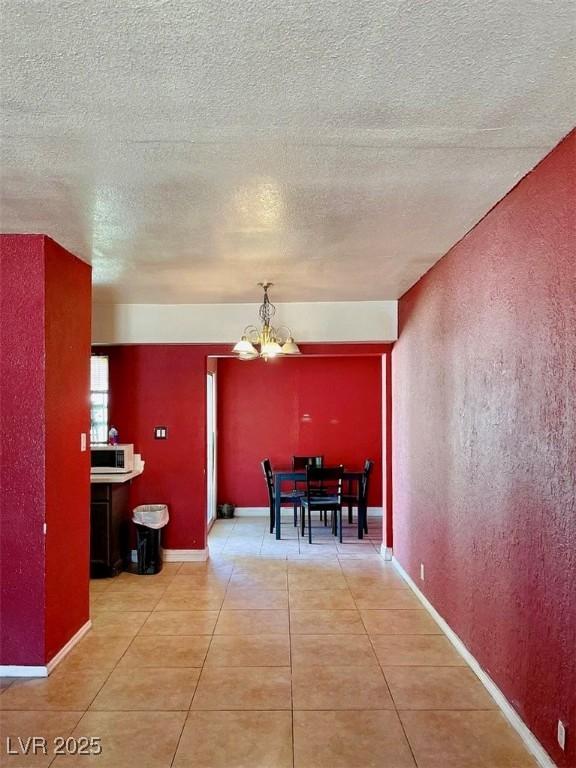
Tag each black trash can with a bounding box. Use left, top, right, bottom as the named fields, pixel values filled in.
left=217, top=503, right=235, bottom=519
left=135, top=524, right=163, bottom=574
left=132, top=504, right=169, bottom=575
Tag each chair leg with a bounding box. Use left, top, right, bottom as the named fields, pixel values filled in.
left=293, top=503, right=298, bottom=527
left=348, top=504, right=353, bottom=524
left=364, top=508, right=368, bottom=534
left=270, top=503, right=274, bottom=534
left=308, top=508, right=312, bottom=544
left=339, top=508, right=343, bottom=543
left=301, top=506, right=306, bottom=536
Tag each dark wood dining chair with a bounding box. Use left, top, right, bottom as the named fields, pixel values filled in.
left=341, top=459, right=373, bottom=534
left=342, top=459, right=374, bottom=533
left=291, top=456, right=324, bottom=525
left=358, top=459, right=373, bottom=534
left=261, top=459, right=305, bottom=534
left=301, top=466, right=344, bottom=544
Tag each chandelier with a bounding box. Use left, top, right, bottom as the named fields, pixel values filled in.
left=232, top=282, right=301, bottom=361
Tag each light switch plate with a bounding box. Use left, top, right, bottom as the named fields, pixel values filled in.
left=154, top=426, right=168, bottom=439
left=80, top=433, right=87, bottom=451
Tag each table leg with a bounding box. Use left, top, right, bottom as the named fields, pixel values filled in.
left=357, top=501, right=364, bottom=539
left=275, top=478, right=282, bottom=540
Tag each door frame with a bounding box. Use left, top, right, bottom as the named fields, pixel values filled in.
left=206, top=370, right=217, bottom=531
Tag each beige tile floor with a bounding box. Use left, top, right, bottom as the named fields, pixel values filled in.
left=0, top=516, right=538, bottom=768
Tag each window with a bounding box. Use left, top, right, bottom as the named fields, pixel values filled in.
left=90, top=355, right=109, bottom=444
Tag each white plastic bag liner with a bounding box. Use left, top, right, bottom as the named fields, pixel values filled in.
left=133, top=504, right=169, bottom=529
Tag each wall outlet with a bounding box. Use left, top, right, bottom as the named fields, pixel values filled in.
left=80, top=433, right=87, bottom=452
left=420, top=562, right=425, bottom=581
left=154, top=426, right=168, bottom=439
left=557, top=720, right=566, bottom=751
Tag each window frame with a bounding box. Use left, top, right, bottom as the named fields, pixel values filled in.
left=90, top=354, right=110, bottom=445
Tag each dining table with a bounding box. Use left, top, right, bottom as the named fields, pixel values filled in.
left=272, top=468, right=367, bottom=540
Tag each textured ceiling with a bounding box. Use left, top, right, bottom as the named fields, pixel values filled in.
left=0, top=0, right=574, bottom=304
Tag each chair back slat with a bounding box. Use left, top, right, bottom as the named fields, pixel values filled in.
left=261, top=459, right=274, bottom=507
left=360, top=459, right=373, bottom=503
left=305, top=465, right=343, bottom=503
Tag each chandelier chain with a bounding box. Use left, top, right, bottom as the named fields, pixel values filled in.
left=258, top=282, right=276, bottom=325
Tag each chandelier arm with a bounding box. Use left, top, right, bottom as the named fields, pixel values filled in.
left=274, top=325, right=293, bottom=344
left=243, top=325, right=261, bottom=344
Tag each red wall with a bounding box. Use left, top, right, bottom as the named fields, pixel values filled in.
left=105, top=345, right=222, bottom=550
left=0, top=235, right=47, bottom=665
left=104, top=344, right=389, bottom=550
left=217, top=356, right=383, bottom=507
left=0, top=235, right=91, bottom=667
left=44, top=238, right=92, bottom=662
left=392, top=131, right=575, bottom=767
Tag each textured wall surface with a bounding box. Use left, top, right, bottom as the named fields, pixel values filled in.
left=0, top=235, right=47, bottom=665
left=0, top=235, right=91, bottom=667
left=217, top=356, right=383, bottom=507
left=105, top=345, right=219, bottom=550
left=1, top=2, right=574, bottom=303
left=392, top=132, right=575, bottom=767
left=44, top=238, right=92, bottom=663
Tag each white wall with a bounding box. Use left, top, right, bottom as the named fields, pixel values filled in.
left=92, top=301, right=398, bottom=344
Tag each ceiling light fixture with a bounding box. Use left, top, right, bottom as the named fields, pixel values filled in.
left=233, top=282, right=301, bottom=361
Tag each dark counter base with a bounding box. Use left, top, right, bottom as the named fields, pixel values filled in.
left=90, top=482, right=131, bottom=578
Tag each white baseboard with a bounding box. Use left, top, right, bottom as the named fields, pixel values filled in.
left=0, top=619, right=92, bottom=678
left=131, top=548, right=209, bottom=562
left=392, top=557, right=556, bottom=768
left=234, top=507, right=270, bottom=517
left=380, top=544, right=393, bottom=561
left=47, top=620, right=92, bottom=674
left=0, top=664, right=48, bottom=678
left=163, top=548, right=208, bottom=562
left=234, top=506, right=384, bottom=518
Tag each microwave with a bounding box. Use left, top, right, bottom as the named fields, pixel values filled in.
left=90, top=444, right=135, bottom=474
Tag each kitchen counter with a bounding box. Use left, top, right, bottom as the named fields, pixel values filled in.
left=90, top=466, right=143, bottom=577
left=90, top=467, right=144, bottom=484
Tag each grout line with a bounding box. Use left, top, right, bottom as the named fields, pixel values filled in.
left=73, top=609, right=153, bottom=718
left=366, top=632, right=420, bottom=767
left=168, top=712, right=189, bottom=768
left=287, top=547, right=295, bottom=768
left=44, top=712, right=86, bottom=768
left=169, top=556, right=232, bottom=766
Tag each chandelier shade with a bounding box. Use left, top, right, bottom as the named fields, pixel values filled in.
left=232, top=336, right=258, bottom=355
left=261, top=340, right=282, bottom=357
left=281, top=337, right=300, bottom=355
left=233, top=283, right=301, bottom=361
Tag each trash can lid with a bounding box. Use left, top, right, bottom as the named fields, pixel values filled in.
left=133, top=504, right=169, bottom=529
